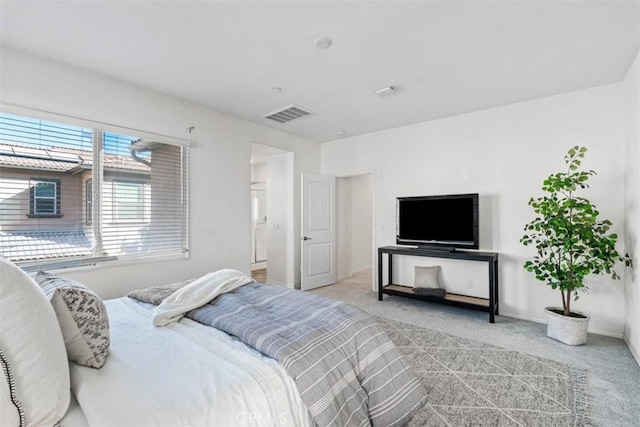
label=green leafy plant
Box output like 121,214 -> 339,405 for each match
520,146 -> 630,317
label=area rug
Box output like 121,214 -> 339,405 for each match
376,318 -> 591,427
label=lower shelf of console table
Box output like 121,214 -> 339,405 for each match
383,284 -> 490,307
378,246 -> 499,323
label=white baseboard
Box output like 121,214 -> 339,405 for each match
352,267 -> 372,276
251,261 -> 266,270
624,336 -> 640,367
498,310 -> 546,325
500,311 -> 624,339
265,279 -> 294,289
587,328 -> 624,339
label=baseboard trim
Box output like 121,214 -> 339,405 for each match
352,268 -> 372,276
251,261 -> 266,270
624,336 -> 640,367
589,328 -> 624,339
500,311 -> 624,339
265,279 -> 294,289
498,310 -> 546,325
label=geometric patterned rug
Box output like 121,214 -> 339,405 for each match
376,318 -> 591,427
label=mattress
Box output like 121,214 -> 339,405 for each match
60,393 -> 89,427
69,297 -> 310,426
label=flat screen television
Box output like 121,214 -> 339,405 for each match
396,193 -> 479,250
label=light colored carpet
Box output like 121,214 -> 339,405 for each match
311,270 -> 640,427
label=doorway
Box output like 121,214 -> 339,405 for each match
250,143 -> 293,284
336,173 -> 374,287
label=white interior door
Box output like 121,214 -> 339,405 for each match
301,173 -> 337,291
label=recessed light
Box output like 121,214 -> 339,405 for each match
272,87 -> 282,93
314,38 -> 332,49
336,130 -> 346,136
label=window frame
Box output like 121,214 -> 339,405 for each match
28,178 -> 62,218
85,178 -> 92,225
0,108 -> 191,271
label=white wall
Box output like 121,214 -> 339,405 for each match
336,174 -> 373,280
623,51 -> 640,363
251,163 -> 267,185
350,174 -> 373,273
266,153 -> 295,287
322,82 -> 629,337
1,47 -> 320,298
336,178 -> 352,281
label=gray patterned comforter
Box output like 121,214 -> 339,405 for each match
130,282 -> 427,427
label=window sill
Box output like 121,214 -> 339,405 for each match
26,214 -> 63,218
106,221 -> 149,225
20,251 -> 189,274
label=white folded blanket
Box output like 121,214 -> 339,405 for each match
153,269 -> 253,326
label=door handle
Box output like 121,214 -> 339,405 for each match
303,236 -> 312,241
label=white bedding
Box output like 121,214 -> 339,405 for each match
153,269 -> 253,326
60,393 -> 90,427
70,297 -> 311,426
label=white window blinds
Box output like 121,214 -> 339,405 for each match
0,112 -> 189,270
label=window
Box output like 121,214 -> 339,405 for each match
112,181 -> 146,222
30,179 -> 61,216
0,112 -> 189,269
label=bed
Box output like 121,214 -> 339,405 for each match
0,260 -> 426,427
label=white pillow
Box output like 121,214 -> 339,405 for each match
0,346 -> 23,426
36,271 -> 110,368
0,257 -> 70,426
413,265 -> 442,289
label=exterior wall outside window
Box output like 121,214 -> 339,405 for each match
1,169 -> 84,229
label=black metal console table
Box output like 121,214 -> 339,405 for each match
378,246 -> 499,323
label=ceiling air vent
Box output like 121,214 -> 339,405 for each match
262,104 -> 313,124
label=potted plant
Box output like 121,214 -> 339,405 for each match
520,146 -> 630,345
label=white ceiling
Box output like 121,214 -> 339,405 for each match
1,1 -> 639,143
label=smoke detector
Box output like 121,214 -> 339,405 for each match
375,86 -> 396,97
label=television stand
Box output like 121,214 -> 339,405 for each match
378,246 -> 499,323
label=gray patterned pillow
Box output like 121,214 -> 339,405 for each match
414,265 -> 441,289
36,271 -> 110,369
127,279 -> 193,305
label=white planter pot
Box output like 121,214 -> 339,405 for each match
545,307 -> 590,346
